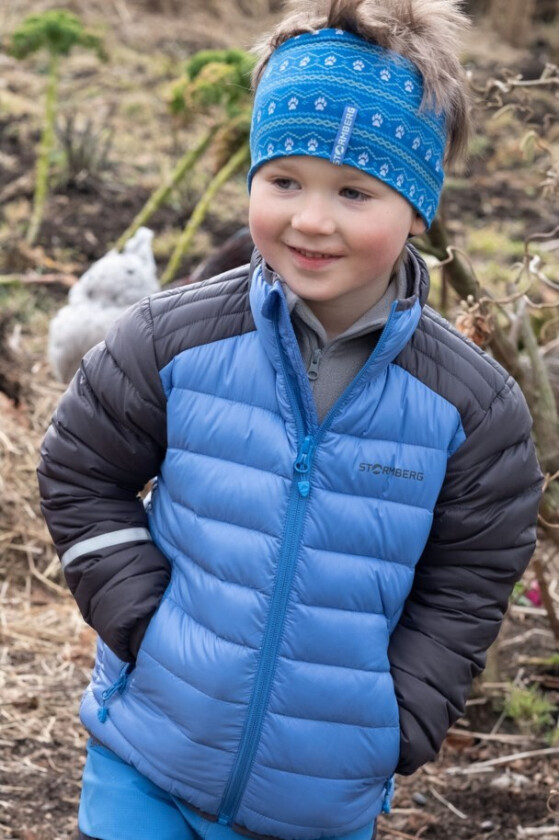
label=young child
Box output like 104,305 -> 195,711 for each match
38,1 -> 543,838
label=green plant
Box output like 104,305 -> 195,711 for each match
116,48 -> 255,282
9,10 -> 106,244
503,685 -> 556,733
55,110 -> 115,186
161,142 -> 250,285
176,49 -> 255,118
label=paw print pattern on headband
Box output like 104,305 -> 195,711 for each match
248,28 -> 447,228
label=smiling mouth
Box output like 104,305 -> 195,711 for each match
288,245 -> 342,260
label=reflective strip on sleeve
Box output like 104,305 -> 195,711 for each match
61,528 -> 153,570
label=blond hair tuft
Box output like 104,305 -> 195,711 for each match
252,0 -> 472,166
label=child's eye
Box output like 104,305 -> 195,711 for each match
340,187 -> 370,201
272,177 -> 299,190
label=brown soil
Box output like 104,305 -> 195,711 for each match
1,2 -> 558,840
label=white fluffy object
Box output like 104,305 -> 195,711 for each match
48,227 -> 159,383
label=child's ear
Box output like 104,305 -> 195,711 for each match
409,213 -> 426,237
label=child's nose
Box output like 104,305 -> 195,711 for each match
291,195 -> 336,236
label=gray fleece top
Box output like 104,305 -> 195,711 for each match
277,256 -> 412,422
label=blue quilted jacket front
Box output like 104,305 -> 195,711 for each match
77,263 -> 467,838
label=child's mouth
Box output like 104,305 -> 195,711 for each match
287,245 -> 342,267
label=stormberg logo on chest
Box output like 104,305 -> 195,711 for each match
359,463 -> 424,481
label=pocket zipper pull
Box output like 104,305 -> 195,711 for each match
97,663 -> 131,723
382,775 -> 395,814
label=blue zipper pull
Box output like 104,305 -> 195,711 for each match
97,663 -> 131,723
382,775 -> 395,814
294,435 -> 314,498
307,349 -> 322,381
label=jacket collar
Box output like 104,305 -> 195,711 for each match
249,246 -> 429,425
250,242 -> 429,313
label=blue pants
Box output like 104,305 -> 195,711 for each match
78,740 -> 377,840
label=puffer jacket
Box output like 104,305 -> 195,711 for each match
38,250 -> 542,840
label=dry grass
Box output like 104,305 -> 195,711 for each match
1,0 -> 282,52
0,310 -> 95,840
0,317 -> 65,584
0,596 -> 95,840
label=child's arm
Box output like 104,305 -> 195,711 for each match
388,373 -> 542,775
38,297 -> 170,663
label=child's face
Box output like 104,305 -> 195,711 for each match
249,156 -> 425,333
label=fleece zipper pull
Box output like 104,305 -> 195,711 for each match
97,663 -> 131,723
307,349 -> 322,381
294,435 -> 314,498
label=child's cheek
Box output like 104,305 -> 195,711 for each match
248,192 -> 276,262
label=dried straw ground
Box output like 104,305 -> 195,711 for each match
0,313 -> 97,840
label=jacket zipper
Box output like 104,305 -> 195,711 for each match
218,302 -> 397,824
217,321 -> 313,826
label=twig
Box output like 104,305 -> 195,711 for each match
543,471 -> 559,494
524,299 -> 559,312
446,747 -> 559,775
532,554 -> 559,644
428,786 -> 468,819
380,828 -> 429,840
488,75 -> 559,95
0,272 -> 77,287
518,655 -> 559,667
517,828 -> 559,837
27,553 -> 69,598
510,605 -> 548,616
501,629 -> 555,648
447,728 -> 531,745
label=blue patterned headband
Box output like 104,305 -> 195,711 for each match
248,28 -> 447,228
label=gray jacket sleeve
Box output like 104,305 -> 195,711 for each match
38,297 -> 170,662
389,375 -> 542,775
